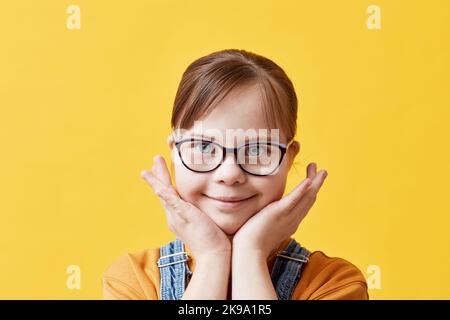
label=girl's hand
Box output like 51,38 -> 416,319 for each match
140,155 -> 231,261
232,163 -> 328,259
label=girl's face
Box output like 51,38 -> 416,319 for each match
169,83 -> 300,236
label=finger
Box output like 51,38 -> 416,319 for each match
156,190 -> 188,229
291,170 -> 327,211
307,162 -> 317,180
290,169 -> 328,216
153,155 -> 172,186
141,169 -> 172,210
162,195 -> 189,225
151,157 -> 182,201
141,170 -> 189,214
141,169 -> 175,197
290,186 -> 320,223
309,169 -> 328,194
275,178 -> 312,214
141,169 -> 188,222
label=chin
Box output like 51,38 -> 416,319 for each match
218,220 -> 241,236
209,216 -> 243,236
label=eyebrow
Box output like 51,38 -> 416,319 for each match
187,133 -> 273,142
191,134 -> 216,141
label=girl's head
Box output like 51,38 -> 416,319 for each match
167,49 -> 301,236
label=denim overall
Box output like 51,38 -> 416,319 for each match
157,238 -> 311,300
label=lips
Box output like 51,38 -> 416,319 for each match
204,194 -> 255,202
203,193 -> 256,210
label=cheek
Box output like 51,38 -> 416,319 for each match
253,159 -> 291,205
173,164 -> 207,201
252,175 -> 287,209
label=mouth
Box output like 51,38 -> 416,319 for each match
203,193 -> 257,209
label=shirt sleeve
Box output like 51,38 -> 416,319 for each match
102,276 -> 147,300
101,252 -> 158,300
294,252 -> 370,300
310,281 -> 369,300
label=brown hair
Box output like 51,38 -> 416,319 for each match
171,49 -> 298,143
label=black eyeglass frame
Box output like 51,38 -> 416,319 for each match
174,138 -> 294,176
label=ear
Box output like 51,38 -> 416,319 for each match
167,134 -> 175,150
166,134 -> 176,178
287,140 -> 300,166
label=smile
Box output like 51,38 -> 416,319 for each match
203,194 -> 256,209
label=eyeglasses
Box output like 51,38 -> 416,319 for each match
174,137 -> 294,176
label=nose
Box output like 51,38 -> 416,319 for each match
212,149 -> 246,185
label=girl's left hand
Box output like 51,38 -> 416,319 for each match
232,163 -> 328,259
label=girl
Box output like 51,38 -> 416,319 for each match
102,49 -> 369,300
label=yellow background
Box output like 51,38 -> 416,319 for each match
1,0 -> 449,299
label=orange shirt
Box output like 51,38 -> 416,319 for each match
102,237 -> 369,300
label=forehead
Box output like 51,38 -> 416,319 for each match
177,83 -> 285,144
201,83 -> 266,130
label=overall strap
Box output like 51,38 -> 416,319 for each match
270,239 -> 311,300
157,239 -> 192,300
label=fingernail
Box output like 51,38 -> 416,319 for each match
323,171 -> 328,179
140,170 -> 147,178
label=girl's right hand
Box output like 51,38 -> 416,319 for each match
140,155 -> 231,261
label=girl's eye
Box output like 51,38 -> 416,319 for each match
246,145 -> 266,156
195,141 -> 214,154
